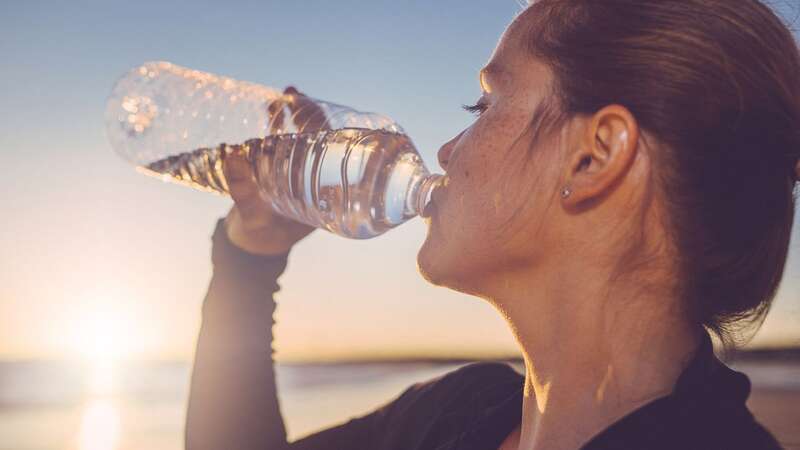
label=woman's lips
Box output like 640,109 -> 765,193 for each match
422,200 -> 436,218
421,185 -> 445,219
420,175 -> 448,219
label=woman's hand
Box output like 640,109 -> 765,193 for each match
222,87 -> 324,255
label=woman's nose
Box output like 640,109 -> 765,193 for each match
437,131 -> 464,171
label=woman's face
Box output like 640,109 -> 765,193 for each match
417,11 -> 580,295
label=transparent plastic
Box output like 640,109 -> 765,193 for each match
105,61 -> 443,239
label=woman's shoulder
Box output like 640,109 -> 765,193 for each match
337,363 -> 522,450
374,362 -> 523,426
652,405 -> 783,450
438,361 -> 523,385
409,361 -> 523,402
586,353 -> 784,450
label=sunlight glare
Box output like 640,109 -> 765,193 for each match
68,306 -> 140,363
78,399 -> 121,450
88,358 -> 116,396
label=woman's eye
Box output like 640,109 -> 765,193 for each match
462,99 -> 488,116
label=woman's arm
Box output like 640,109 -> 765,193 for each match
184,219 -> 413,450
185,90 -> 397,449
184,218 -> 293,450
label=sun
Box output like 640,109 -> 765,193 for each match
68,306 -> 140,363
62,301 -> 145,396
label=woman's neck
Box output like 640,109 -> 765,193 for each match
488,264 -> 701,450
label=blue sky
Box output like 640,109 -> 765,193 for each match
1,0 -> 798,361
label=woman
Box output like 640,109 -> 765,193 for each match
185,1 -> 800,449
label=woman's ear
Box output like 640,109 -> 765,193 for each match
561,104 -> 639,207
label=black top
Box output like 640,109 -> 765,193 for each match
184,219 -> 783,450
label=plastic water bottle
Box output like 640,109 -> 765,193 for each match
105,61 -> 444,239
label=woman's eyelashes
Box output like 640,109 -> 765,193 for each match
462,98 -> 489,116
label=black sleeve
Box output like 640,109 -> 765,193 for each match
184,219 -> 394,450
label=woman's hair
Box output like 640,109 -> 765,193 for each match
523,0 -> 800,347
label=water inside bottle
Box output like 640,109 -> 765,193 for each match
141,128 -> 433,239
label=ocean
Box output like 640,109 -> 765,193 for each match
1,359 -> 798,450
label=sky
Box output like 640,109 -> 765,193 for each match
1,0 -> 799,362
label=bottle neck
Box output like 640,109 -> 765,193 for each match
411,173 -> 445,218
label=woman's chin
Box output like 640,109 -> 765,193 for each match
417,219 -> 468,288
416,237 -> 447,286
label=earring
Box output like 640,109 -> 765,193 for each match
560,186 -> 572,199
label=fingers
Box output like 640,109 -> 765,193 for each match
266,86 -> 330,134
221,146 -> 263,209
284,86 -> 330,132
267,96 -> 287,134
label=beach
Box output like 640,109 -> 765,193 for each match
0,359 -> 797,450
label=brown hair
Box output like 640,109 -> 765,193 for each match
523,0 -> 800,347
